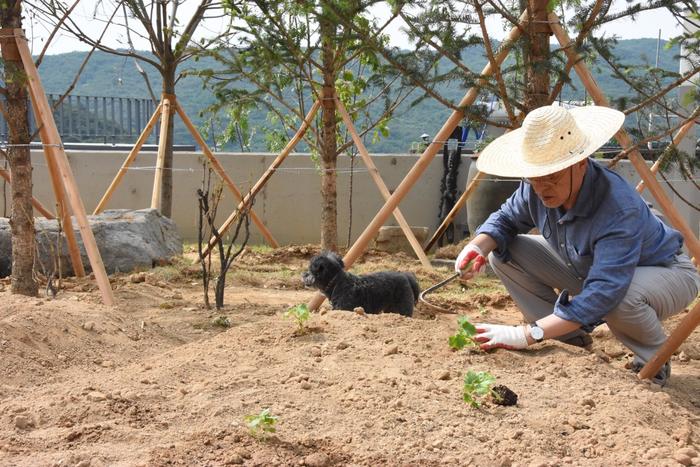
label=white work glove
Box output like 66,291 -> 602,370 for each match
454,244 -> 487,278
475,323 -> 528,350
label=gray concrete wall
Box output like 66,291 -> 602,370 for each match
4,151 -> 698,247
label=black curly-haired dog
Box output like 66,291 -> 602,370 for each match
302,251 -> 420,317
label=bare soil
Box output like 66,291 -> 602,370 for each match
0,245 -> 699,467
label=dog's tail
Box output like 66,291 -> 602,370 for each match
406,272 -> 420,303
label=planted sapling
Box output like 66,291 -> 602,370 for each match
244,408 -> 278,438
285,304 -> 310,333
448,316 -> 478,350
462,370 -> 518,407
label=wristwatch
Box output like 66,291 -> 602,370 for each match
528,322 -> 545,343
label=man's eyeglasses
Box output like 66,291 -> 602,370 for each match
522,167 -> 570,186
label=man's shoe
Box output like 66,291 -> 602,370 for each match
630,359 -> 671,387
557,333 -> 593,349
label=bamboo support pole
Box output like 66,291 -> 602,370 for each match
0,168 -> 54,218
202,100 -> 322,257
151,97 -> 172,211
307,12 -> 528,311
6,29 -> 85,277
550,13 -> 700,380
93,102 -> 163,214
334,96 -> 433,269
15,29 -> 114,305
636,118 -> 695,193
638,301 -> 700,379
175,103 -> 279,248
424,169 -> 487,252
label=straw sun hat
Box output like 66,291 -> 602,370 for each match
475,105 -> 625,178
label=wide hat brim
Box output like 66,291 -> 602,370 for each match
475,106 -> 625,178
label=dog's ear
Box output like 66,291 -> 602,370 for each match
326,251 -> 344,269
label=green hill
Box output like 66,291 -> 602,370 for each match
37,38 -> 681,153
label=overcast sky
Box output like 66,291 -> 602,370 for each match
27,1 -> 686,56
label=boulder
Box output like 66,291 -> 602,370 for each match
0,209 -> 182,277
372,225 -> 429,255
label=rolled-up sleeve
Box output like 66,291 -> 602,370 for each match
553,208 -> 642,326
475,183 -> 535,263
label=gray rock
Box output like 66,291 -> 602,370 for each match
0,208 -> 182,277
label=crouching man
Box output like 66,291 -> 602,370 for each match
455,105 -> 700,386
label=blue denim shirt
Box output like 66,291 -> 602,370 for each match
476,159 -> 684,326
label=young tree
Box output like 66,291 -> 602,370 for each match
40,0 -> 229,218
0,1 -> 38,296
203,0 -> 420,251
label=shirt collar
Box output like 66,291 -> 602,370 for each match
559,159 -> 600,223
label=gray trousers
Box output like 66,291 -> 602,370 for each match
489,235 -> 700,363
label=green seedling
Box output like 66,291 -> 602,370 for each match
462,370 -> 497,407
284,304 -> 310,332
244,408 -> 278,438
448,316 -> 478,350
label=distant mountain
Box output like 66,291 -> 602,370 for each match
37,38 -> 681,153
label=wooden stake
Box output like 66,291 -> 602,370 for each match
638,301 -> 700,380
424,169 -> 486,252
550,13 -> 700,381
151,97 -> 172,211
202,100 -> 321,257
334,96 -> 433,269
0,168 -> 54,218
93,102 -> 163,214
307,12 -> 528,311
15,29 -> 114,305
175,103 -> 279,248
636,118 -> 695,193
7,29 -> 85,277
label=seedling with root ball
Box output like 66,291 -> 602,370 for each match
463,370 -> 518,407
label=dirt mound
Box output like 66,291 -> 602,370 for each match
0,255 -> 698,466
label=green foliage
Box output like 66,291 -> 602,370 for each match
284,304 -> 310,332
37,38 -> 683,154
448,316 -> 478,350
244,408 -> 278,438
462,370 -> 496,408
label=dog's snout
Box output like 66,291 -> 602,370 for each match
302,271 -> 315,287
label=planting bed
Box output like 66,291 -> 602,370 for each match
0,245 -> 698,466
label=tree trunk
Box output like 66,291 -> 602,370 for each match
159,62 -> 176,218
524,0 -> 550,111
319,18 -> 338,252
1,5 -> 38,296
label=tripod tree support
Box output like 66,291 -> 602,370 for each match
175,102 -> 278,248
93,102 -> 163,214
151,96 -> 172,210
13,28 -> 114,305
333,94 -> 433,269
307,11 -> 528,312
636,118 -> 695,193
202,100 -> 321,257
93,95 -> 278,247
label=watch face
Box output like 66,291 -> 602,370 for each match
531,325 -> 544,341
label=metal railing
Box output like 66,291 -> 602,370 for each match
0,94 -> 157,145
